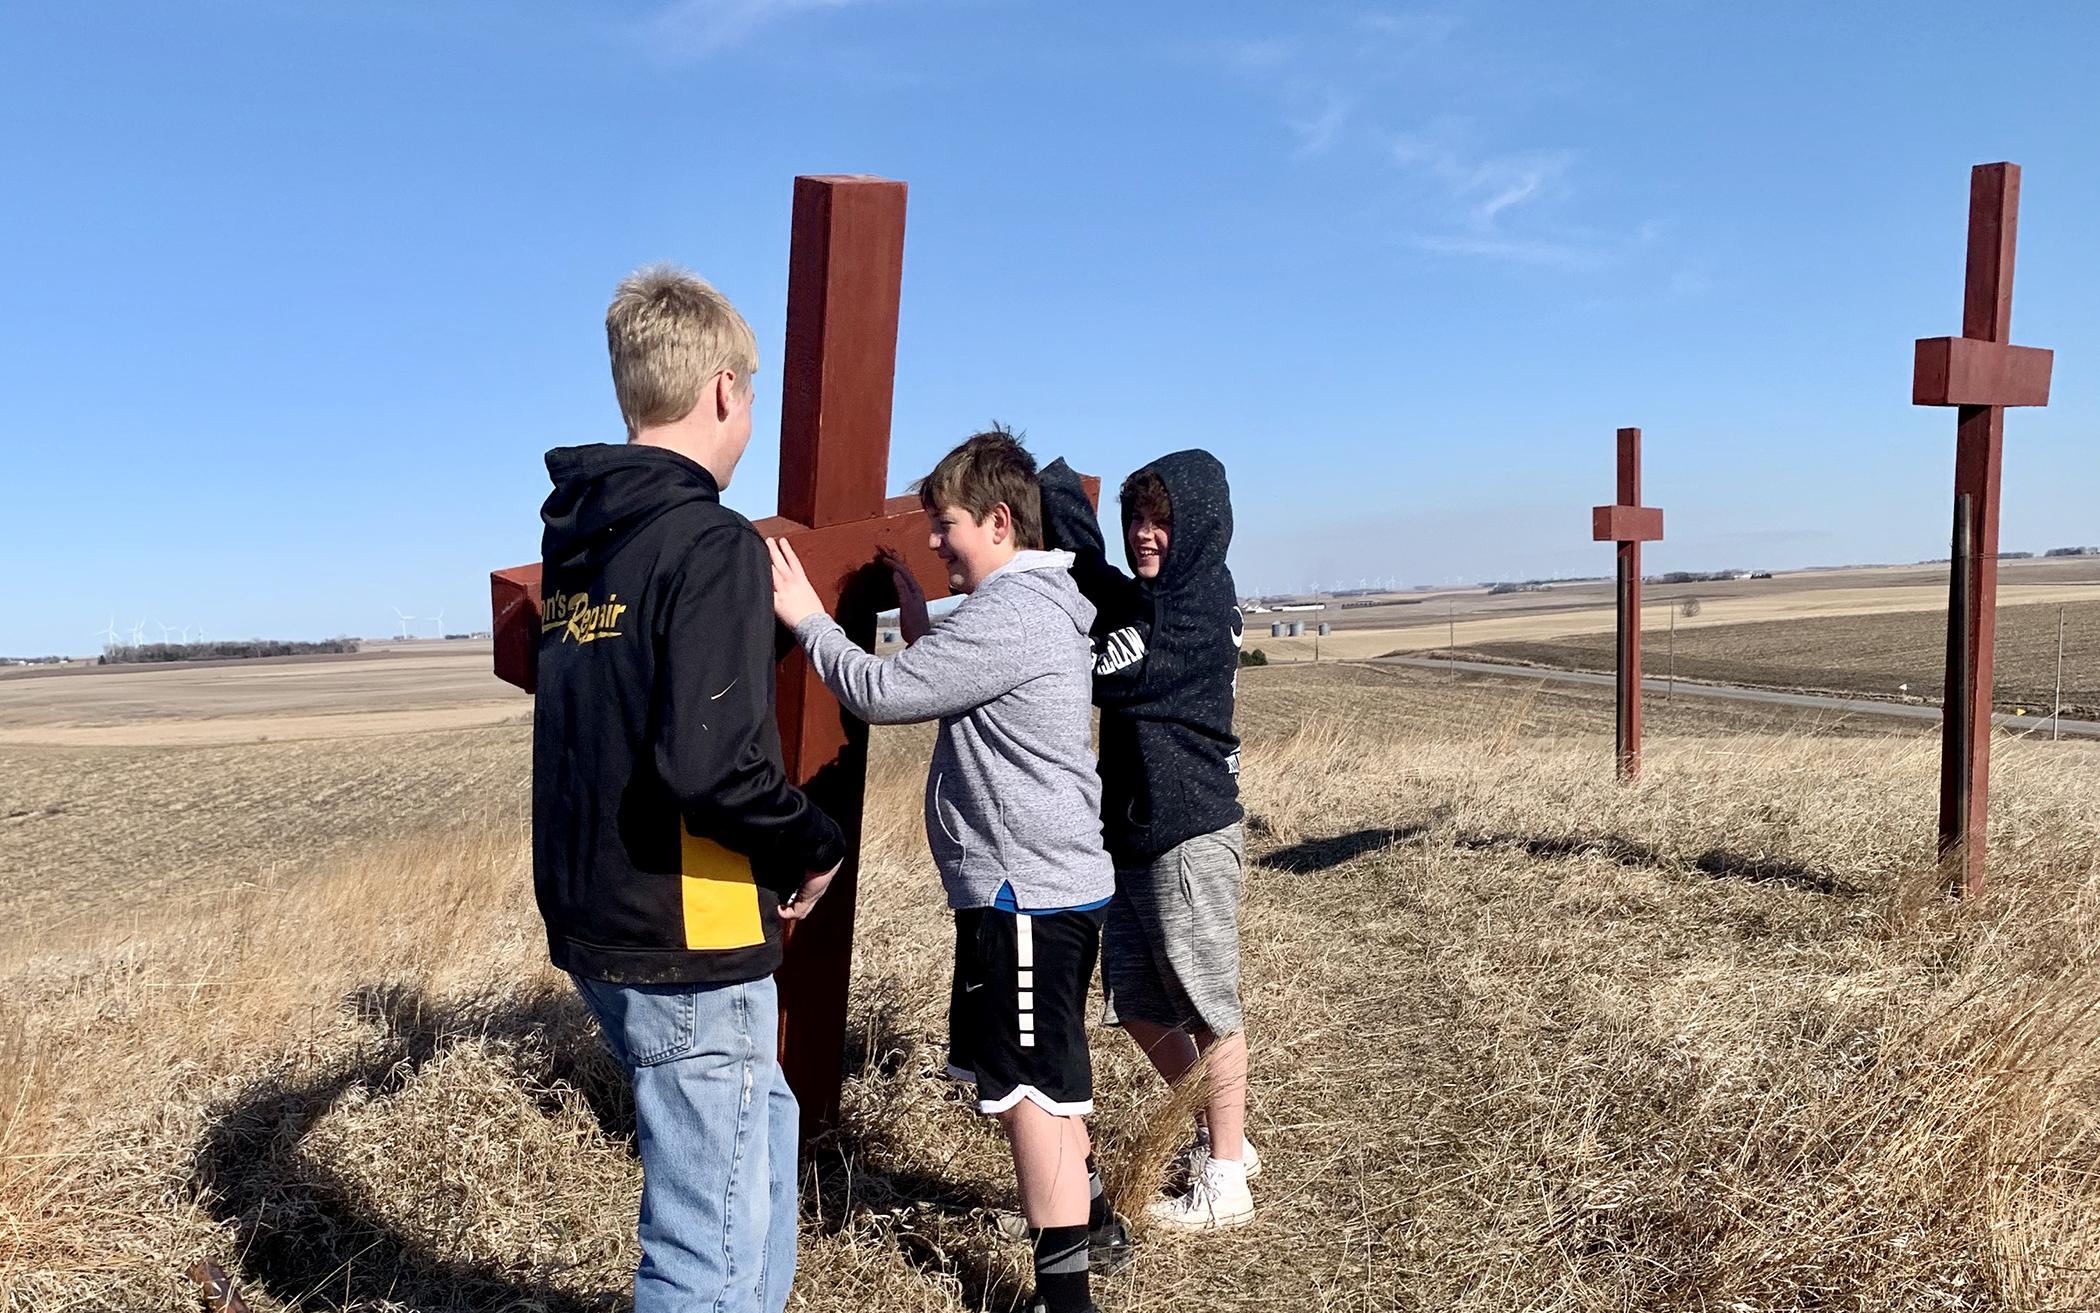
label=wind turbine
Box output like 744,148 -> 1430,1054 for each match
131,619 -> 147,645
393,608 -> 417,639
430,609 -> 445,638
157,621 -> 176,642
96,616 -> 120,649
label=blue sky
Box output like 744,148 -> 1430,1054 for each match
6,2 -> 2097,655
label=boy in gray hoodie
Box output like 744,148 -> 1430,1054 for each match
768,431 -> 1117,1313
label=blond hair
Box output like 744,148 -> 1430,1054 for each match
605,265 -> 759,432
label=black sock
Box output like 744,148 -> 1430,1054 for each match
1086,1154 -> 1110,1231
1031,1224 -> 1091,1313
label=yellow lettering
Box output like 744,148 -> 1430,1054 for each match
544,589 -> 627,644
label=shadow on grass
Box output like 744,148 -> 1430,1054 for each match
193,981 -> 1028,1312
191,982 -> 628,1312
1688,847 -> 1860,897
1258,822 -> 1858,898
1453,831 -> 1860,897
1258,825 -> 1429,874
809,1126 -> 1022,1311
818,1001 -> 1029,1312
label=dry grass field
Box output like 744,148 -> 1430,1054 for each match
0,642 -> 527,748
9,650 -> 2100,1311
1247,557 -> 2100,665
1459,598 -> 2100,720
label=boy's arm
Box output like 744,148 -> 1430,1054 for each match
1040,458 -> 1143,619
1040,457 -> 1161,704
655,529 -> 846,880
1090,612 -> 1169,708
793,594 -> 1035,725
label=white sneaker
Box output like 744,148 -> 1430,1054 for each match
1174,1129 -> 1261,1187
1146,1160 -> 1255,1231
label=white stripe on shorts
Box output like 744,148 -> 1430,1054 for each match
1016,915 -> 1035,1046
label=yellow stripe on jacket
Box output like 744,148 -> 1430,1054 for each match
680,830 -> 765,951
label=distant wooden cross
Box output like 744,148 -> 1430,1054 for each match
491,174 -> 1094,1138
1592,427 -> 1663,780
1912,162 -> 2054,897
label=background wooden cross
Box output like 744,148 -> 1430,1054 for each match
490,174 -> 1095,1139
1913,161 -> 2054,897
1591,426 -> 1664,780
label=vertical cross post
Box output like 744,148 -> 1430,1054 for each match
1913,162 -> 2054,897
764,175 -> 907,1137
1592,428 -> 1663,780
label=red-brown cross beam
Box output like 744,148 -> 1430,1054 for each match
1913,162 -> 2054,898
489,174 -> 1095,1141
1591,427 -> 1664,780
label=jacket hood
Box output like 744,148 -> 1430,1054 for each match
1124,450 -> 1232,591
984,549 -> 1095,635
541,444 -> 721,571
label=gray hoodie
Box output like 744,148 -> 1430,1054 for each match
793,550 -> 1116,911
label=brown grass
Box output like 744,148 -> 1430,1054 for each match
0,724 -> 530,949
8,665 -> 2100,1310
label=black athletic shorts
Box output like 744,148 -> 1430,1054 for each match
945,905 -> 1104,1116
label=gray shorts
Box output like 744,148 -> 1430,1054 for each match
1101,823 -> 1245,1036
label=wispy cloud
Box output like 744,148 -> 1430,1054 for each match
637,0 -> 870,60
1388,118 -> 1574,230
1212,35 -> 1300,75
1354,9 -> 1462,51
1197,10 -> 1453,153
1195,11 -> 1682,279
1282,81 -> 1354,155
1408,232 -> 1603,270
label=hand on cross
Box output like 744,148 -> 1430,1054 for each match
768,538 -> 826,630
878,546 -> 931,644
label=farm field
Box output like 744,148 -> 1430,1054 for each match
10,651 -> 2100,1310
1456,597 -> 2100,720
1245,556 -> 2100,664
0,651 -> 1915,952
0,641 -> 526,746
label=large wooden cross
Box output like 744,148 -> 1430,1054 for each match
490,174 -> 1095,1138
1591,427 -> 1663,780
1913,162 -> 2054,897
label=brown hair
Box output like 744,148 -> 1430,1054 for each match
1120,467 -> 1173,529
917,428 -> 1044,550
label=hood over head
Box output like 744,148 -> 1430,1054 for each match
1123,450 -> 1232,591
540,444 -> 721,571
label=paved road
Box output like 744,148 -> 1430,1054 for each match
1371,654 -> 2100,741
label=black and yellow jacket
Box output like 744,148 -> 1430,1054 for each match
531,443 -> 846,985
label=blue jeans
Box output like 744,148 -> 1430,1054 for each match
571,973 -> 800,1313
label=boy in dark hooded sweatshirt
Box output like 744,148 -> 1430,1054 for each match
533,267 -> 845,1313
1040,451 -> 1256,1231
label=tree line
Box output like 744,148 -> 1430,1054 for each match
98,639 -> 361,665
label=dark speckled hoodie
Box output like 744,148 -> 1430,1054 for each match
1040,451 -> 1244,865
